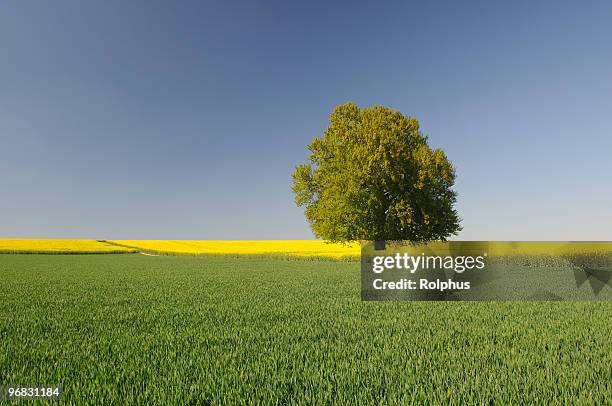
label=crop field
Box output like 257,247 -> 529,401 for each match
0,239 -> 136,254
109,240 -> 612,258
3,239 -> 610,258
106,239 -> 361,258
1,254 -> 611,404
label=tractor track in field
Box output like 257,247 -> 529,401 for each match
97,240 -> 159,256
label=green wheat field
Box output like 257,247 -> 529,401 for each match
1,254 -> 611,404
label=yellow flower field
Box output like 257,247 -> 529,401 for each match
379,241 -> 612,256
108,240 -> 361,259
0,239 -> 136,254
2,239 -> 611,258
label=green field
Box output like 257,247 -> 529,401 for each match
1,254 -> 611,404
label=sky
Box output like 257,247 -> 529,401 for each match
1,0 -> 611,240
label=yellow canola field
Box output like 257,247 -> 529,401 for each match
2,239 -> 610,257
109,240 -> 361,258
0,239 -> 136,253
379,241 -> 612,256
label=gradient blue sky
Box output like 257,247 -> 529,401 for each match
1,1 -> 611,240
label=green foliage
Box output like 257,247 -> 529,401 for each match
292,102 -> 461,243
1,254 -> 611,404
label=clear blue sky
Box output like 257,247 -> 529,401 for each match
1,1 -> 611,240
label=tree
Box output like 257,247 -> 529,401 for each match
292,102 -> 461,244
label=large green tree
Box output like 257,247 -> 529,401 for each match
292,102 -> 461,244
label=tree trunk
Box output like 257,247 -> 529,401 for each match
374,240 -> 386,250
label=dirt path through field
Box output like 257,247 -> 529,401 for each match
97,240 -> 159,256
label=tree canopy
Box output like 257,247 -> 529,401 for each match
292,102 -> 461,243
